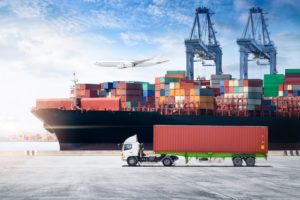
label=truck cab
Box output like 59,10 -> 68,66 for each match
122,135 -> 178,166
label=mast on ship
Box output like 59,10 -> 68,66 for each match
72,72 -> 79,108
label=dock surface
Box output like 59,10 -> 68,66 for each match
0,155 -> 299,199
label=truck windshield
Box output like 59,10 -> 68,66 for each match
124,144 -> 132,151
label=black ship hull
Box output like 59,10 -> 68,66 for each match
32,109 -> 300,150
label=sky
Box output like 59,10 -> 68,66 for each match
0,0 -> 300,135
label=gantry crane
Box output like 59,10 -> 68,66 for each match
185,7 -> 222,80
237,7 -> 277,79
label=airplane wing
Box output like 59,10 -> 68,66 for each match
156,60 -> 169,64
132,57 -> 153,66
95,61 -> 124,67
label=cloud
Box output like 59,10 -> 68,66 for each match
95,10 -> 125,29
4,0 -> 52,19
120,32 -> 150,46
234,0 -> 252,11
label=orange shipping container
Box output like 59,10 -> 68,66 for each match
81,98 -> 120,111
165,74 -> 186,79
36,98 -> 73,110
155,77 -> 160,85
159,84 -> 165,90
154,125 -> 268,154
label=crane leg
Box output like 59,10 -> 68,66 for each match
240,50 -> 248,79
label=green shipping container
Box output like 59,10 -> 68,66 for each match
126,101 -> 138,108
166,70 -> 186,75
263,74 -> 284,97
160,77 -> 180,84
285,69 -> 300,74
142,83 -> 155,90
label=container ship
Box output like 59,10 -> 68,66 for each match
31,7 -> 300,150
32,69 -> 300,150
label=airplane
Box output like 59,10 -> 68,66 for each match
95,56 -> 169,69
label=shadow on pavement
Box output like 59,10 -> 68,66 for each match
122,165 -> 272,168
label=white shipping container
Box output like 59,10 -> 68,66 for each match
292,85 -> 300,90
233,80 -> 239,87
248,99 -> 262,105
170,82 -> 175,89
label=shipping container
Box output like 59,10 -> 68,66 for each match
154,125 -> 268,154
81,98 -> 120,111
36,98 -> 73,110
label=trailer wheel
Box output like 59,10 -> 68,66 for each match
127,156 -> 138,166
162,157 -> 173,167
245,157 -> 255,167
232,157 -> 243,167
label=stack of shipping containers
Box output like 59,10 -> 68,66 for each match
217,79 -> 263,111
155,71 -> 215,110
278,69 -> 300,97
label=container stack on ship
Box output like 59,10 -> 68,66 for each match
32,6 -> 300,150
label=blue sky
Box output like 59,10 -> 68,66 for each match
0,0 -> 299,134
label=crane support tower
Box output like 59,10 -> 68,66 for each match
185,7 -> 222,80
237,7 -> 277,79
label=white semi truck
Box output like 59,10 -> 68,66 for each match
122,125 -> 268,167
121,135 -> 179,166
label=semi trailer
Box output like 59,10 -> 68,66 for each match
122,125 -> 268,167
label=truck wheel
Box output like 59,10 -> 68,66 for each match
232,157 -> 243,167
162,157 -> 173,167
245,157 -> 255,167
127,156 -> 138,166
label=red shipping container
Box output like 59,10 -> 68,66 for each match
77,84 -> 100,90
213,88 -> 220,96
117,83 -> 142,90
284,77 -> 300,84
81,98 -> 120,111
243,79 -> 262,87
224,80 -> 229,87
155,90 -> 160,97
36,98 -> 73,110
154,125 -> 268,154
116,89 -> 142,96
200,80 -> 210,87
285,74 -> 300,78
224,87 -> 229,93
229,87 -> 234,93
71,89 -> 98,98
155,77 -> 160,85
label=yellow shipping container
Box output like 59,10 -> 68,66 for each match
190,89 -> 195,96
175,89 -> 185,96
169,89 -> 175,96
179,89 -> 185,96
194,96 -> 200,102
159,96 -> 165,103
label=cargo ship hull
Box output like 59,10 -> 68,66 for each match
32,109 -> 300,150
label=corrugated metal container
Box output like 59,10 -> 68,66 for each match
81,98 -> 120,111
166,70 -> 186,75
77,84 -> 100,90
154,125 -> 268,154
36,98 -> 73,110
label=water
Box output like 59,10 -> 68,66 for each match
0,142 -> 60,151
